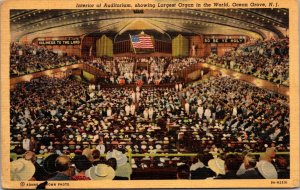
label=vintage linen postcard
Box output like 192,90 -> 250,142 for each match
1,0 -> 299,189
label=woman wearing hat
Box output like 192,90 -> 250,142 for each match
10,158 -> 36,181
71,155 -> 92,180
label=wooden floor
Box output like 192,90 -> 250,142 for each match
202,63 -> 289,97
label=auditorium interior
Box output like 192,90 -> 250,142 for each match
9,9 -> 290,181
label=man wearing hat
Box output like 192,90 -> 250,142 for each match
107,158 -> 130,180
256,160 -> 278,179
86,159 -> 115,180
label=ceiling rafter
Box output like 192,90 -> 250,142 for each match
10,9 -> 288,42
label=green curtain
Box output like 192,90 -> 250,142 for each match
172,34 -> 189,57
96,35 -> 113,57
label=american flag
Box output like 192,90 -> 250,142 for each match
130,35 -> 154,49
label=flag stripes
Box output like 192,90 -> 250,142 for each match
131,35 -> 154,49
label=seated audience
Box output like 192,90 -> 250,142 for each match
10,42 -> 80,77
71,155 -> 92,180
214,154 -> 241,179
237,153 -> 263,179
9,41 -> 290,180
190,152 -> 216,179
177,164 -> 191,179
48,155 -> 71,180
107,158 -> 129,180
206,38 -> 289,86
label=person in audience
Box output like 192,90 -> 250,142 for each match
256,159 -> 278,179
22,136 -> 30,151
85,164 -> 115,180
42,153 -> 60,178
96,139 -> 105,155
214,154 -> 241,179
11,158 -> 36,181
71,155 -> 92,180
208,157 -> 225,178
177,164 -> 190,179
190,152 -> 216,179
23,151 -> 49,181
275,156 -> 290,179
106,148 -> 132,179
82,148 -> 94,163
237,153 -> 263,179
107,158 -> 129,180
48,155 -> 71,180
260,147 -> 276,163
91,149 -> 104,166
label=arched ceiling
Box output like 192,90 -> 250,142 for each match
10,9 -> 288,42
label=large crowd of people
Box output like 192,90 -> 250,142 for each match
11,146 -> 289,181
11,37 -> 289,88
10,74 -> 289,180
10,43 -> 202,85
87,57 -> 183,85
206,38 -> 289,86
9,37 -> 290,181
166,57 -> 202,74
10,43 -> 80,77
86,58 -> 117,75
